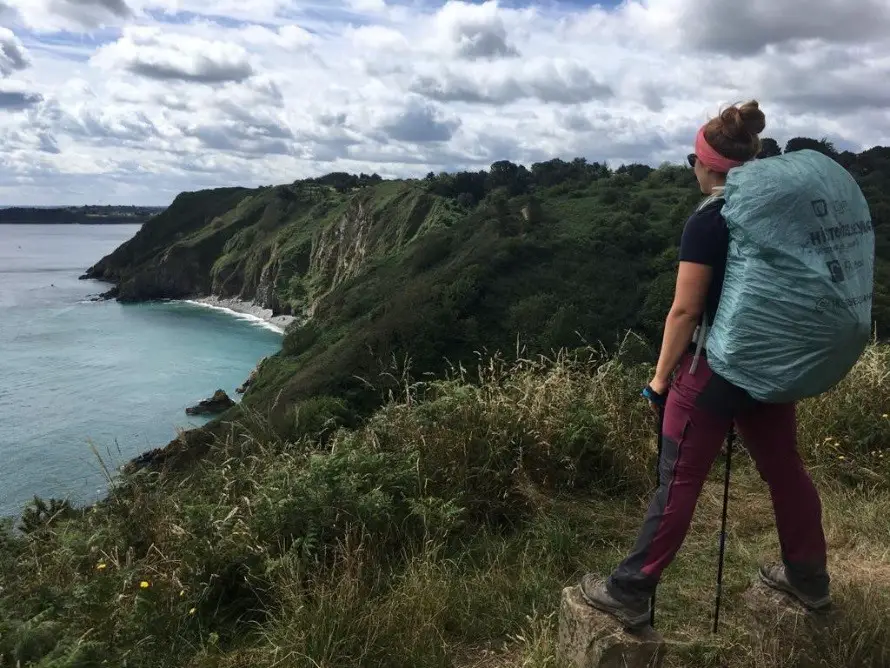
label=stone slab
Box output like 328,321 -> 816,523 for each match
558,586 -> 665,668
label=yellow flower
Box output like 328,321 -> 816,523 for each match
838,456 -> 846,461
179,589 -> 185,597
189,607 -> 197,615
883,414 -> 888,419
140,581 -> 150,589
96,563 -> 107,571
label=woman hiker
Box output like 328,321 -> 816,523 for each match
580,101 -> 832,629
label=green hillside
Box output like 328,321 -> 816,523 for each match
83,142 -> 890,470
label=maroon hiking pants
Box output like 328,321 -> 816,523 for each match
608,350 -> 829,604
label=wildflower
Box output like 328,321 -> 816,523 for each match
140,581 -> 150,589
179,589 -> 185,597
883,414 -> 888,419
838,456 -> 846,461
96,563 -> 107,571
189,607 -> 197,615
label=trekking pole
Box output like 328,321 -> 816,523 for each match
650,402 -> 665,628
713,425 -> 735,634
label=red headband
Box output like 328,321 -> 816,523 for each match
695,125 -> 745,173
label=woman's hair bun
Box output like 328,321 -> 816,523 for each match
718,100 -> 766,140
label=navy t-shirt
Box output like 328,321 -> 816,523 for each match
678,197 -> 729,326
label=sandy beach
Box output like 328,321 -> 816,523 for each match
186,296 -> 297,334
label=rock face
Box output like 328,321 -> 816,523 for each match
124,428 -> 215,474
186,390 -> 235,416
558,586 -> 665,668
236,357 -> 267,394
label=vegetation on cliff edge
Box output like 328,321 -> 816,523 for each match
1,338 -> 889,667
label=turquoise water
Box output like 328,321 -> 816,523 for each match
0,225 -> 283,518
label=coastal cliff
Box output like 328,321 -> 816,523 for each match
81,148 -> 890,467
82,181 -> 445,318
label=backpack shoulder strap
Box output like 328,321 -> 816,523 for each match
696,192 -> 725,213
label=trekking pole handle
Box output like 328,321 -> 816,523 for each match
642,384 -> 668,406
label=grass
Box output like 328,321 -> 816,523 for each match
1,336 -> 889,667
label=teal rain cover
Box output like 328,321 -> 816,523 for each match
706,149 -> 875,403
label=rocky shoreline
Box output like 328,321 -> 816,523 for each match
186,296 -> 297,334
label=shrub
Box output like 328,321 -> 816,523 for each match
798,341 -> 890,486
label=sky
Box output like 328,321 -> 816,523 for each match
1,0 -> 889,205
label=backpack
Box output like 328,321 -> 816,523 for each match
702,149 -> 875,403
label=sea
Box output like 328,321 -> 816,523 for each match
0,224 -> 284,519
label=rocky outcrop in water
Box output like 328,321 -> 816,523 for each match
185,390 -> 235,416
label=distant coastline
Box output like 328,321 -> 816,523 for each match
0,206 -> 166,225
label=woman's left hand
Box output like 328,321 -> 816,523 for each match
645,376 -> 670,414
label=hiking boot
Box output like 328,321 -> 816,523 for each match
758,563 -> 831,612
579,573 -> 651,629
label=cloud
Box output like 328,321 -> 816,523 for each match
179,96 -> 296,157
635,0 -> 890,55
92,27 -> 255,84
0,0 -> 889,205
67,108 -> 160,143
412,60 -> 613,105
0,28 -> 29,77
348,25 -> 409,52
80,0 -> 130,16
757,46 -> 890,114
5,0 -> 132,31
182,123 -> 294,156
434,0 -> 519,60
379,100 -> 459,143
0,88 -> 42,110
38,132 -> 60,153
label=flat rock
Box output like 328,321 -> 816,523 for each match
558,586 -> 665,668
742,580 -> 835,628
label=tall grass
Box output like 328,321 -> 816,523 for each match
1,338 -> 888,667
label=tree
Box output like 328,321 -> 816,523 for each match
757,137 -> 782,158
530,158 -> 573,188
456,192 -> 477,209
616,163 -> 654,182
452,171 -> 487,202
487,160 -> 530,196
784,137 -> 837,158
528,157 -> 610,189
